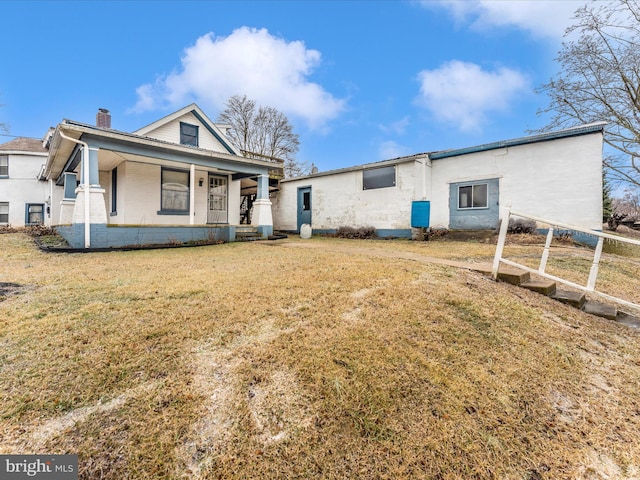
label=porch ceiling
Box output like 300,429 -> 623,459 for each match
96,150 -> 237,175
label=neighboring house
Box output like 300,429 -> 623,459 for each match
41,104 -> 282,248
272,123 -> 606,236
0,137 -> 50,228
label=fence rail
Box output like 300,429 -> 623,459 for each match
492,208 -> 640,313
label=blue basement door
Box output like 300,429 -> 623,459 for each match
449,178 -> 499,230
297,186 -> 312,232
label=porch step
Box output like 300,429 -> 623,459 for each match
496,267 -> 530,286
520,279 -> 557,296
583,301 -> 618,321
235,226 -> 261,242
550,289 -> 586,309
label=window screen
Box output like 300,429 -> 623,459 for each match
363,165 -> 395,190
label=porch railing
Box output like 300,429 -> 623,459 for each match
492,208 -> 640,313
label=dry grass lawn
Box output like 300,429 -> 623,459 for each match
1,233 -> 640,479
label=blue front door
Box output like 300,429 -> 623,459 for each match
297,186 -> 312,232
449,178 -> 499,229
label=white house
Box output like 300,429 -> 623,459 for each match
40,104 -> 282,248
0,137 -> 51,227
272,123 -> 605,236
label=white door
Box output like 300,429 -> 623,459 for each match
207,175 -> 228,224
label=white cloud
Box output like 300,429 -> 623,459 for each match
415,61 -> 530,133
378,116 -> 410,136
421,0 -> 586,39
378,140 -> 411,160
131,27 -> 346,130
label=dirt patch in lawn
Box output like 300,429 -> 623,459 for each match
0,282 -> 30,301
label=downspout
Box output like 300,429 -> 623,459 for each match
417,155 -> 431,200
48,179 -> 53,226
58,130 -> 91,248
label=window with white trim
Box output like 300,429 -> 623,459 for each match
0,202 -> 8,223
0,155 -> 8,177
160,168 -> 190,213
458,183 -> 488,209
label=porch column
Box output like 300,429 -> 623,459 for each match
251,173 -> 273,238
71,144 -> 108,248
189,164 -> 195,225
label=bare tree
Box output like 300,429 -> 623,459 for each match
217,95 -> 306,178
537,0 -> 640,188
0,95 -> 9,134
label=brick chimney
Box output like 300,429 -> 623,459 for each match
96,108 -> 111,129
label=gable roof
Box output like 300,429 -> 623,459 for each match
0,137 -> 48,154
133,103 -> 240,155
430,122 -> 607,160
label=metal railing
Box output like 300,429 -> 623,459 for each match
492,208 -> 640,312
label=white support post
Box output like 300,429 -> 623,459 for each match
492,206 -> 511,280
539,226 -> 554,274
189,164 -> 195,225
587,236 -> 605,291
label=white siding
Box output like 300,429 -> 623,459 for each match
105,161 -> 239,226
0,153 -> 53,227
141,113 -> 231,153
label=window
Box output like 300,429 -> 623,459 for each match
0,155 -> 8,177
180,122 -> 199,147
0,202 -> 8,223
302,191 -> 311,211
26,204 -> 44,225
161,168 -> 190,213
363,165 -> 396,190
458,183 -> 488,209
111,168 -> 117,214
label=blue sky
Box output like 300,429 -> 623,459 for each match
0,0 -> 589,172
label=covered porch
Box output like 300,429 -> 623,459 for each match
43,121 -> 283,248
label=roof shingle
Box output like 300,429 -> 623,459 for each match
0,137 -> 48,153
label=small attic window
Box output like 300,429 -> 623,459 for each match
180,122 -> 199,147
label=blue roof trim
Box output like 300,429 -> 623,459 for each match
191,110 -> 236,155
430,123 -> 606,160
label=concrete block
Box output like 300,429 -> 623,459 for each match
497,267 -> 531,286
582,301 -> 618,320
551,289 -> 586,309
520,279 -> 557,296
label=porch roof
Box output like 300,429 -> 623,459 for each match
43,120 -> 284,182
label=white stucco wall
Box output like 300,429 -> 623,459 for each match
142,113 -> 230,154
429,132 -> 603,230
272,161 -> 417,232
273,130 -> 603,233
0,152 -> 52,227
